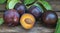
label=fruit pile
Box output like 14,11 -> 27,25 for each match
0,0 -> 58,29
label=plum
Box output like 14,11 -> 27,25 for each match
20,13 -> 35,29
14,3 -> 26,16
41,11 -> 58,27
3,9 -> 19,26
28,6 -> 43,18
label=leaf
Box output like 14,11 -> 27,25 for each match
33,3 -> 44,13
55,23 -> 60,33
0,18 -> 4,25
0,0 -> 6,4
24,0 -> 35,5
6,0 -> 19,9
26,5 -> 32,9
6,0 -> 12,9
7,0 -> 12,3
40,0 -> 45,1
38,0 -> 52,10
55,18 -> 60,33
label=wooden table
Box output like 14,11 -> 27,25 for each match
0,0 -> 60,33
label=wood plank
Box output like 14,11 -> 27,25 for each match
46,1 -> 60,11
0,4 -> 6,11
0,24 -> 55,33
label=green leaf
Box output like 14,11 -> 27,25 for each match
55,23 -> 60,33
55,18 -> 60,33
6,0 -> 12,9
0,0 -> 6,4
6,0 -> 19,9
33,3 -> 44,13
40,0 -> 45,1
24,0 -> 35,5
7,0 -> 12,3
0,18 -> 4,25
38,0 -> 52,10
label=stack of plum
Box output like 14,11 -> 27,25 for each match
0,0 -> 58,30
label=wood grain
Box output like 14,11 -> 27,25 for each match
46,1 -> 60,11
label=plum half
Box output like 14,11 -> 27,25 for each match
14,3 -> 26,16
20,13 -> 35,29
3,9 -> 19,26
28,6 -> 43,18
41,11 -> 58,27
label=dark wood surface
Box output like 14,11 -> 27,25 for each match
46,0 -> 60,11
0,0 -> 60,33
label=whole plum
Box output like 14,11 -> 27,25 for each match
3,9 -> 20,26
41,11 -> 58,27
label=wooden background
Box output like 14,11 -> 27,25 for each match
0,0 -> 60,33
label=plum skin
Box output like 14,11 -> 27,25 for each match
41,11 -> 58,27
14,3 -> 26,16
3,9 -> 20,26
28,6 -> 43,18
